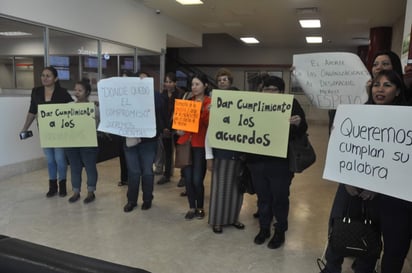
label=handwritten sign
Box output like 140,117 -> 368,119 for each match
293,52 -> 370,109
207,89 -> 293,157
172,99 -> 202,133
323,104 -> 412,202
38,103 -> 97,148
97,77 -> 156,137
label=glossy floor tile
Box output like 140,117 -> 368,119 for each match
0,123 -> 410,273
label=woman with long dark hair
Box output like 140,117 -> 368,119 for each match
20,66 -> 73,197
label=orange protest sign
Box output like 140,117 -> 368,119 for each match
172,99 -> 202,133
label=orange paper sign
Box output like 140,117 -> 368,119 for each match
172,99 -> 202,133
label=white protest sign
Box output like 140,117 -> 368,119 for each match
293,52 -> 370,109
97,77 -> 156,137
323,104 -> 412,202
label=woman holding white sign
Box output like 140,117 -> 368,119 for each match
247,76 -> 307,249
65,79 -> 99,204
371,70 -> 410,273
20,66 -> 73,198
320,70 -> 407,273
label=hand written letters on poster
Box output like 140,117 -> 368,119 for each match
323,104 -> 412,202
207,90 -> 293,157
97,77 -> 156,137
293,52 -> 370,109
38,103 -> 97,148
172,99 -> 202,133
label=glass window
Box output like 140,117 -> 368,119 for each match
49,29 -> 99,90
101,41 -> 135,79
0,17 -> 44,89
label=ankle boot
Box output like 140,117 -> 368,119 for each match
46,179 -> 58,197
58,180 -> 67,197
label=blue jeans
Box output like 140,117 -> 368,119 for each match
124,140 -> 157,204
43,147 -> 67,181
65,147 -> 98,193
183,147 -> 206,209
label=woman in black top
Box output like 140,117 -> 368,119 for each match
247,76 -> 308,249
21,66 -> 73,197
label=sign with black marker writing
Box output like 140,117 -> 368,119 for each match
293,52 -> 370,109
38,103 -> 97,148
97,77 -> 156,137
207,89 -> 293,157
323,104 -> 412,202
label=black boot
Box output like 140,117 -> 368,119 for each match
46,179 -> 58,197
58,180 -> 67,197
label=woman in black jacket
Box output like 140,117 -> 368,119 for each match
247,76 -> 308,249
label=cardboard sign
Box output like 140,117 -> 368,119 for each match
97,77 -> 156,137
323,104 -> 412,202
38,103 -> 97,148
172,99 -> 202,133
293,52 -> 370,109
207,89 -> 293,157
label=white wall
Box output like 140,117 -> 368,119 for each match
1,0 -> 202,53
0,96 -> 46,180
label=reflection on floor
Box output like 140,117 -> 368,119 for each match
0,123 -> 410,273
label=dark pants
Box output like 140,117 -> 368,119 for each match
124,141 -> 157,204
380,195 -> 412,273
183,147 -> 206,209
248,158 -> 293,232
65,147 -> 98,192
119,137 -> 128,182
323,184 -> 380,273
162,135 -> 175,179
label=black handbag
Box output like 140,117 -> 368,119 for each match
288,133 -> 316,173
329,200 -> 382,259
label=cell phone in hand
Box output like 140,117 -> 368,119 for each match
19,130 -> 33,140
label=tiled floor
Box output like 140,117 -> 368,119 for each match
0,123 -> 410,273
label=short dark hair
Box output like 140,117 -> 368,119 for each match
263,76 -> 285,92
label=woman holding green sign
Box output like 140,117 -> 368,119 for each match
65,78 -> 99,204
20,66 -> 73,198
247,76 -> 307,249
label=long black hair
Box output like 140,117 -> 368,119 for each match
371,50 -> 403,80
367,70 -> 407,105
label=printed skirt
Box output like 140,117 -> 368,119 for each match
208,158 -> 243,226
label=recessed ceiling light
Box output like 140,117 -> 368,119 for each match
0,31 -> 32,36
240,37 -> 260,44
306,36 -> 323,43
299,19 -> 321,28
176,0 -> 204,5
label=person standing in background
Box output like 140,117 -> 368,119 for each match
206,68 -> 245,234
20,66 -> 73,198
157,72 -> 185,185
65,79 -> 99,204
